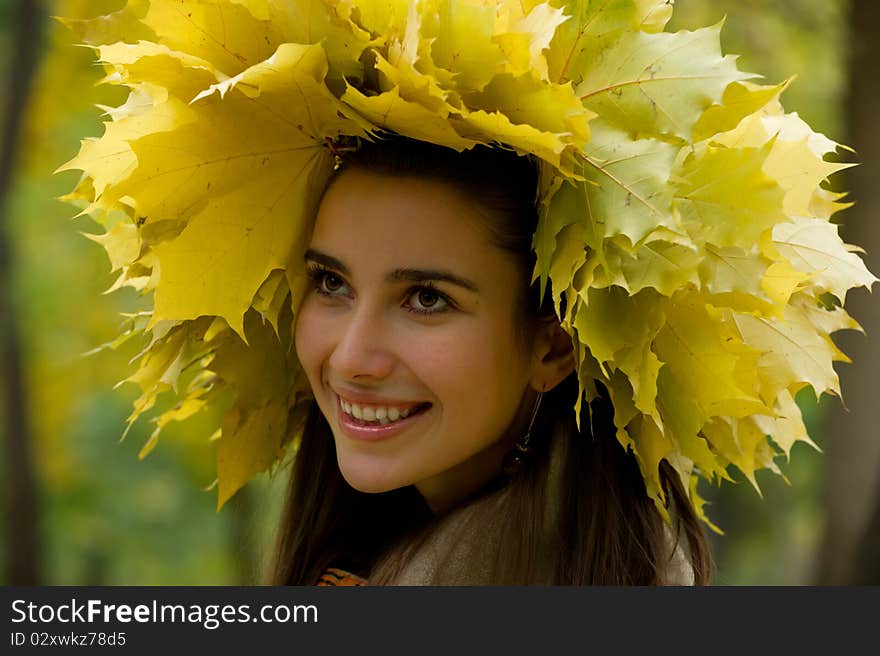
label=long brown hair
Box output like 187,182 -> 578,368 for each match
269,137 -> 713,585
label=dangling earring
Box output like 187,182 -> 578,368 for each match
502,391 -> 544,478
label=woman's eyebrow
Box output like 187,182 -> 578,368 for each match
389,268 -> 479,292
305,249 -> 479,292
304,249 -> 350,276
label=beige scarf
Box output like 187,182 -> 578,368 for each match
390,433 -> 695,586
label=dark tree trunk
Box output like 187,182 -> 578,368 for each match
815,0 -> 880,585
854,495 -> 880,583
0,0 -> 46,585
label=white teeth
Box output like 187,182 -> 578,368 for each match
340,398 -> 422,425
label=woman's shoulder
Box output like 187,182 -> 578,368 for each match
663,528 -> 696,586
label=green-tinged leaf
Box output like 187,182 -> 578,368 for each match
547,0 -> 659,84
711,109 -> 850,217
578,120 -> 679,246
117,323 -> 191,434
633,0 -> 672,33
572,287 -> 669,427
576,25 -> 749,140
548,223 -> 588,316
609,237 -> 700,295
573,286 -> 666,373
534,170 -> 580,301
353,0 -> 412,40
699,244 -> 770,300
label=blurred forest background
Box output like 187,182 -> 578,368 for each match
1,0 -> 877,585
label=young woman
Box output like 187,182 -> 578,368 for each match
270,137 -> 712,586
63,0 -> 867,589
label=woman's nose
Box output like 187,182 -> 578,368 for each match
328,305 -> 396,382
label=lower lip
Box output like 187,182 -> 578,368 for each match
336,398 -> 428,442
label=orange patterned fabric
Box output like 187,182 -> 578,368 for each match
316,567 -> 367,586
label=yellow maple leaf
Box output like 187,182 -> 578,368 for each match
673,141 -> 786,249
770,217 -> 877,303
94,43 -> 366,337
692,79 -> 790,143
654,297 -> 767,419
83,220 -> 141,272
141,0 -> 284,76
733,304 -> 844,404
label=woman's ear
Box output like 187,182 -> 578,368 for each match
530,319 -> 575,392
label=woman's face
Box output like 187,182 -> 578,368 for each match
294,167 -> 543,509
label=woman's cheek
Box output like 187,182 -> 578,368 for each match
404,330 -> 496,405
294,299 -> 331,379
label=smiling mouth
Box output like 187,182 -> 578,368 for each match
338,398 -> 432,426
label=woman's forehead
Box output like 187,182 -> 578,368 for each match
310,169 -> 527,290
314,170 -> 500,254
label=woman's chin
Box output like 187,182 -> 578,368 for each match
337,462 -> 407,494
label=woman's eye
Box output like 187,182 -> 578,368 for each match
408,287 -> 449,314
308,267 -> 350,297
321,273 -> 345,293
